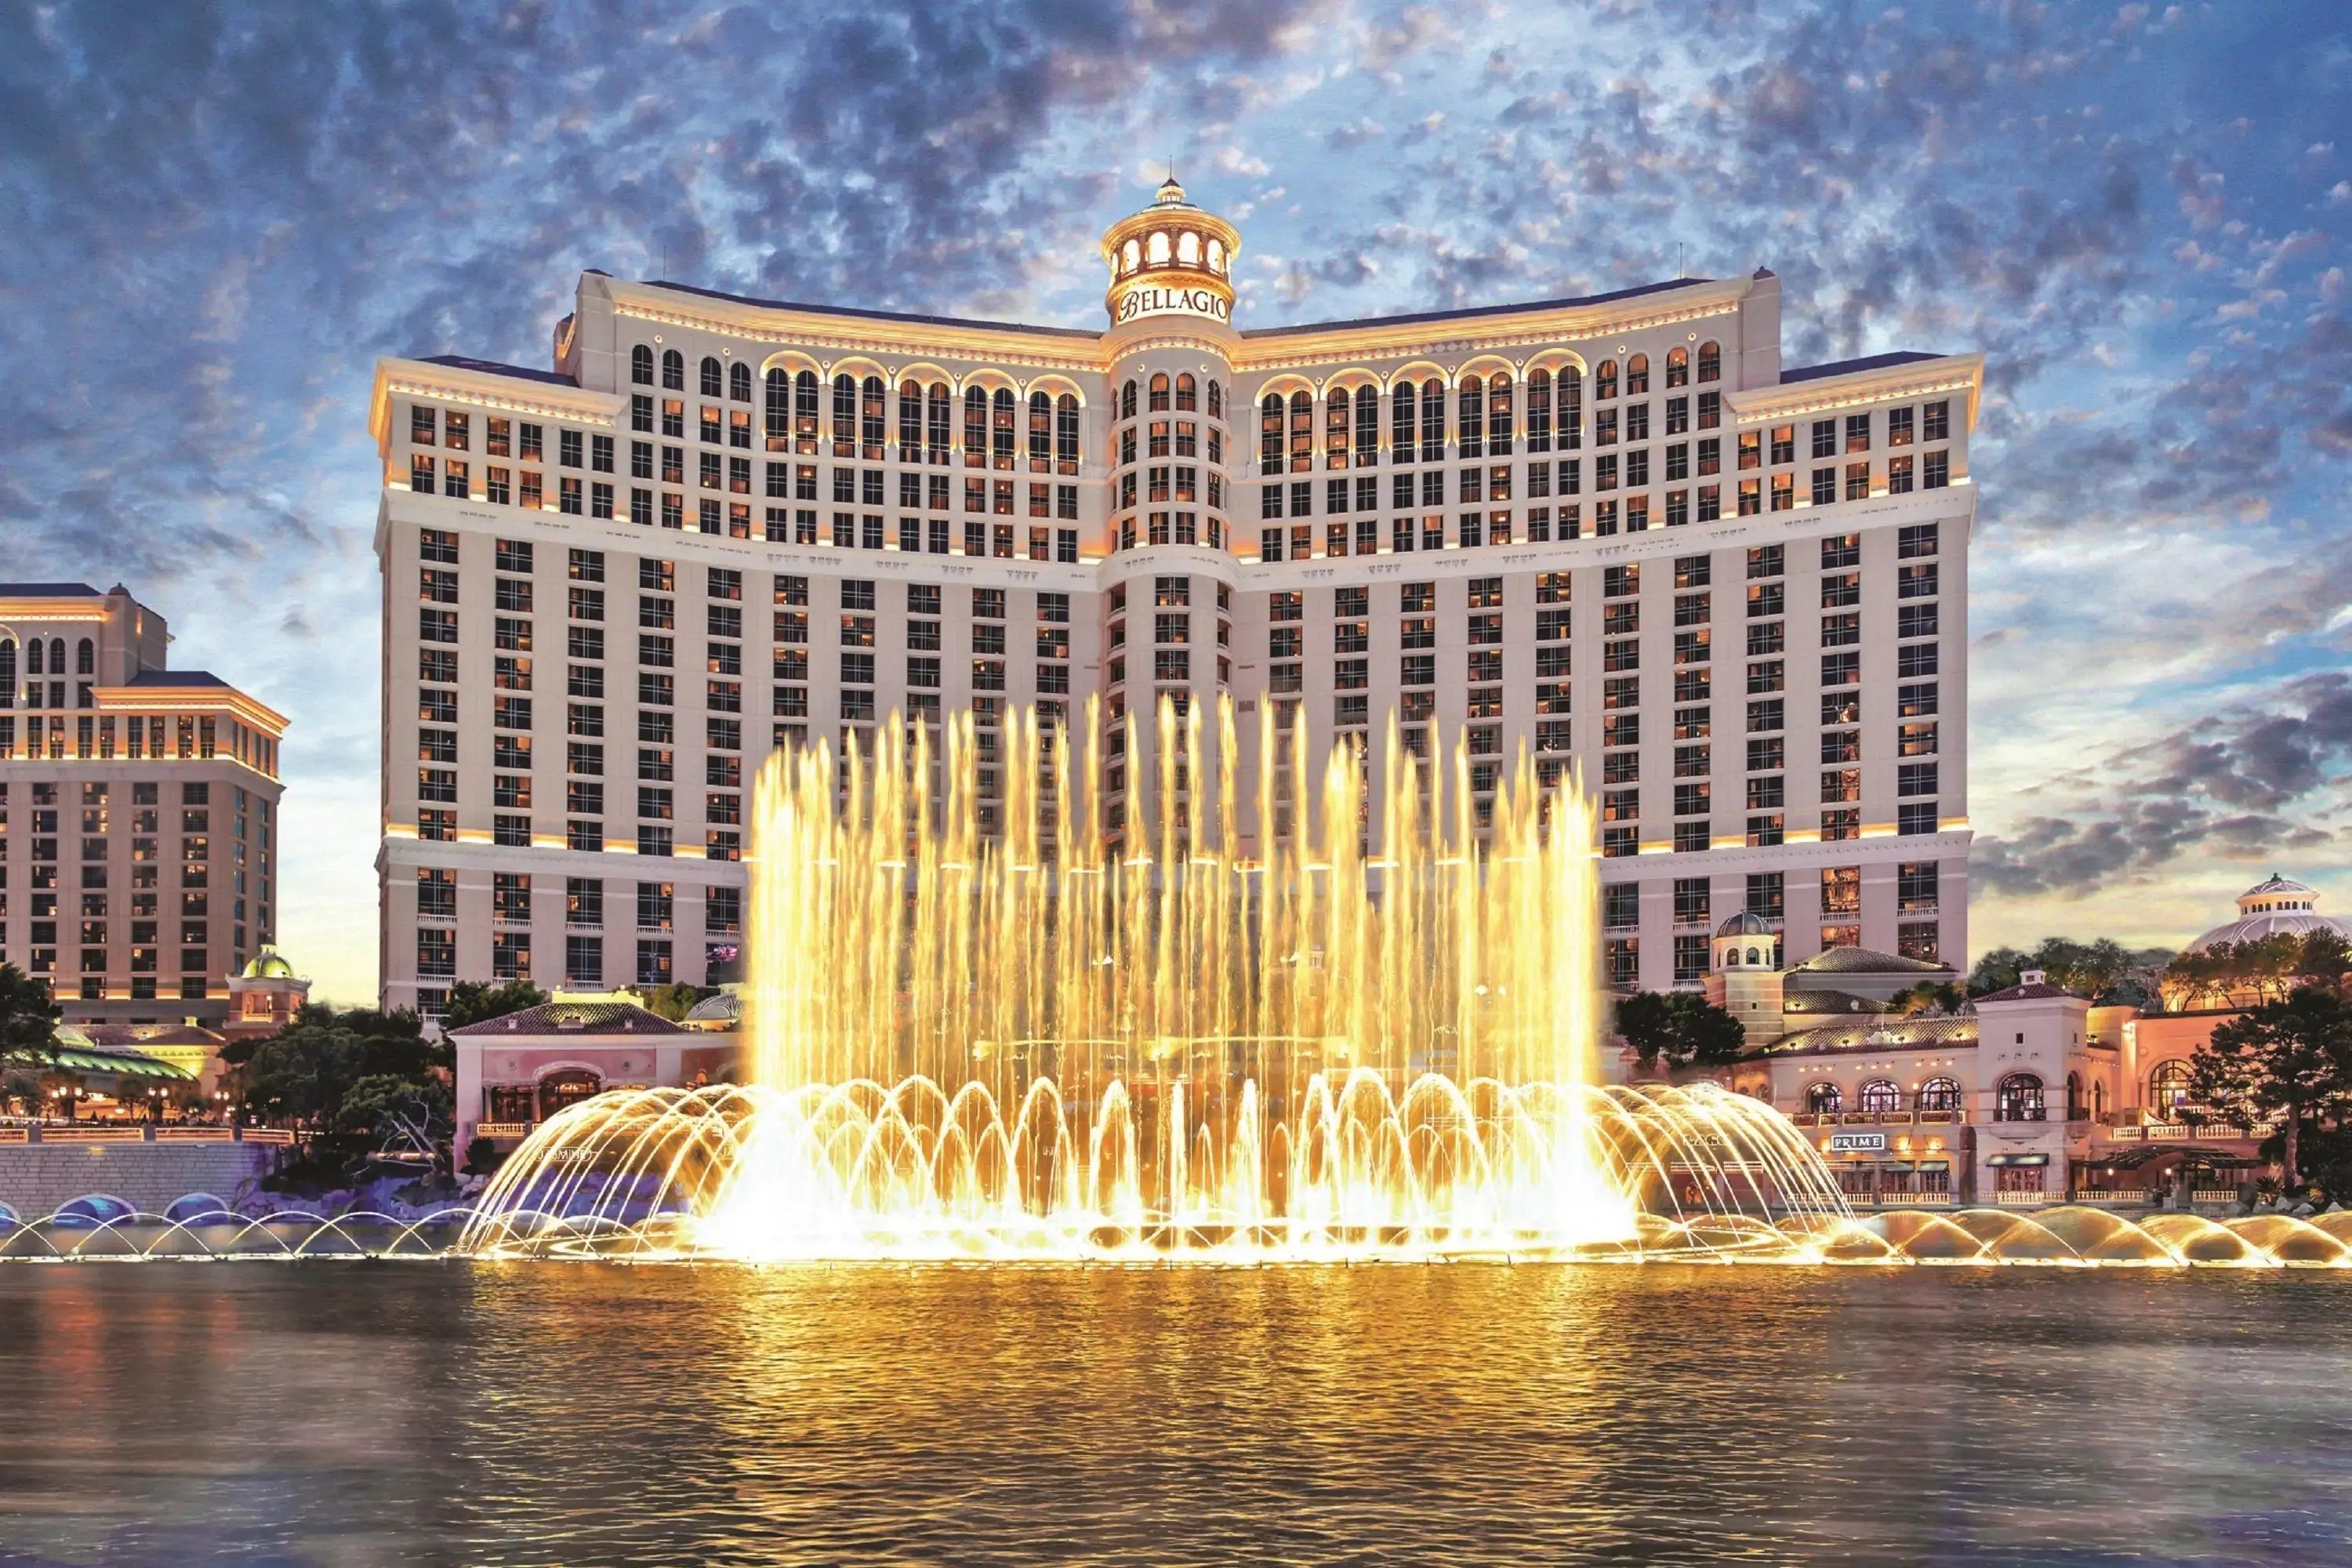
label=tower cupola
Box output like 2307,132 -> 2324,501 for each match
1099,176 -> 1240,330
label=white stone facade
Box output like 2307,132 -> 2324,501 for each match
369,183 -> 1980,1017
0,583 -> 286,1026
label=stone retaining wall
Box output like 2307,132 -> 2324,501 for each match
0,1143 -> 278,1217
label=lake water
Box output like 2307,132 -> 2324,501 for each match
0,1263 -> 2347,1565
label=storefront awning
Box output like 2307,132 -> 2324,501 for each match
2082,1145 -> 2265,1172
1985,1152 -> 2049,1167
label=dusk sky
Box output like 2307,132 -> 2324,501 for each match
4,1 -> 2348,1004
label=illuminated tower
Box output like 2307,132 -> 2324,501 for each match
1096,179 -> 1247,851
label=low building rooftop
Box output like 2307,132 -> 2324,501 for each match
448,1001 -> 688,1037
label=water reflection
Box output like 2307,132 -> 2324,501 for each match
0,1265 -> 2349,1565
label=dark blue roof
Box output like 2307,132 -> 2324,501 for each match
0,583 -> 101,597
417,355 -> 579,388
1779,351 -> 1947,384
640,281 -> 1102,341
1243,278 -> 1716,339
122,670 -> 230,688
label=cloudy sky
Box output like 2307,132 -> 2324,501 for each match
3,1 -> 2347,1003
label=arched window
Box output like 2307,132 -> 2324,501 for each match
1625,353 -> 1650,395
926,383 -> 951,464
1122,239 -> 1141,274
1354,384 -> 1377,462
1744,947 -> 1761,966
1392,381 -> 1417,461
1055,394 -> 1080,473
1559,365 -> 1583,451
0,639 -> 14,699
1207,379 -> 1223,419
2093,1079 -> 2108,1119
1488,373 -> 1514,456
2147,1059 -> 2194,1116
730,361 -> 752,403
1149,372 -> 1171,412
1595,359 -> 1618,401
1420,380 -> 1445,462
1287,390 -> 1312,473
1176,230 -> 1200,264
1858,1080 -> 1901,1112
1207,239 -> 1225,273
793,371 -> 819,453
1527,368 -> 1553,454
992,387 -> 1017,469
1458,375 -> 1485,459
1917,1077 -> 1962,1112
77,637 -> 93,676
630,344 -> 655,386
1806,1082 -> 1842,1115
1174,373 -> 1196,412
661,349 -> 684,391
832,374 -> 857,457
861,376 -> 886,459
765,369 -> 789,449
1327,387 -> 1351,468
898,379 -> 924,454
1147,230 -> 1171,264
2066,1072 -> 2086,1121
1028,390 -> 1052,471
1260,393 -> 1283,473
1995,1073 -> 2045,1123
700,357 -> 724,398
1120,380 -> 1138,420
25,638 -> 42,676
1697,341 -> 1721,383
964,387 -> 989,466
1665,347 -> 1690,387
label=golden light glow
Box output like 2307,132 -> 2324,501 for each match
466,697 -> 1855,1263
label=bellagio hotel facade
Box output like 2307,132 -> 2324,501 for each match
369,180 -> 1980,1016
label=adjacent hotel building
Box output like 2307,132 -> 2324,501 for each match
0,583 -> 287,1026
369,180 -> 1979,1017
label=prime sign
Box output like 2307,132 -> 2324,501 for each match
1114,285 -> 1232,325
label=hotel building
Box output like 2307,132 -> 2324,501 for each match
0,583 -> 287,1026
369,180 -> 1980,1017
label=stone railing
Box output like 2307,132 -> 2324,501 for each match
1992,1190 -> 2048,1207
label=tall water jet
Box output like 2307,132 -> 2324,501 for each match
466,698 -> 1853,1261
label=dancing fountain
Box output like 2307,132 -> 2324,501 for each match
461,698 -> 1851,1262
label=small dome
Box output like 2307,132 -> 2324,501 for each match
1153,175 -> 1192,209
1716,910 -> 1775,938
240,947 -> 297,979
2187,873 -> 2352,953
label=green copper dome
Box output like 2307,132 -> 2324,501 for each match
240,947 -> 297,980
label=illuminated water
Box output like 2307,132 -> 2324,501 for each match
470,701 -> 1855,1261
2,1265 -> 2348,1565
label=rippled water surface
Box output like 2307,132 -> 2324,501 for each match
2,1264 -> 2350,1565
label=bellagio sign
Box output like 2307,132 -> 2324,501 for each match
1114,285 -> 1232,325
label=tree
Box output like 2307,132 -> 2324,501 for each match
2190,985 -> 2352,1189
1890,981 -> 1965,1017
1967,938 -> 2169,1004
234,1006 -> 449,1178
0,964 -> 62,1107
441,981 -> 547,1033
634,982 -> 702,1022
1616,991 -> 1748,1073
